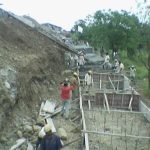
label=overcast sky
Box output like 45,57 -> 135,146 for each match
0,0 -> 138,31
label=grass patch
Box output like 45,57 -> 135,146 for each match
138,79 -> 150,97
120,50 -> 150,98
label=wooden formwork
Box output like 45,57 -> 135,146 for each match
82,92 -> 140,111
79,71 -> 150,150
93,73 -> 124,90
79,72 -> 125,90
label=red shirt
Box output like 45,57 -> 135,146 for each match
60,85 -> 75,100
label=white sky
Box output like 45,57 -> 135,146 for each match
0,0 -> 138,31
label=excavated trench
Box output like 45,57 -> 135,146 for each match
79,71 -> 150,150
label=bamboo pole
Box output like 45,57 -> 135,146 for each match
104,93 -> 110,113
83,109 -> 149,114
82,130 -> 150,139
128,96 -> 133,110
79,86 -> 89,150
109,76 -> 116,90
88,100 -> 91,110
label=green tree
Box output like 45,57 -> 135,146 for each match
74,10 -> 140,57
136,0 -> 150,88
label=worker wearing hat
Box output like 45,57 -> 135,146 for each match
113,59 -> 119,73
36,130 -> 45,150
60,80 -> 76,119
78,51 -> 85,68
129,65 -> 136,85
84,70 -> 93,93
70,72 -> 79,100
40,124 -> 62,150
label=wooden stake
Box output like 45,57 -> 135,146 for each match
109,76 -> 116,90
112,93 -> 115,107
128,95 -> 133,110
88,100 -> 91,110
104,93 -> 110,113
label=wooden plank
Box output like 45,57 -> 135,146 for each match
79,86 -> 89,150
82,130 -> 150,139
43,100 -> 56,113
108,76 -> 115,90
117,76 -> 120,91
88,100 -> 91,110
10,138 -> 26,150
128,95 -> 133,111
39,102 -> 46,116
104,93 -> 110,113
63,136 -> 82,148
45,106 -> 62,118
84,109 -> 149,114
99,74 -> 101,90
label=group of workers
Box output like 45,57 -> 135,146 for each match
103,52 -> 136,83
36,51 -> 136,150
68,51 -> 85,69
36,71 -> 90,150
35,73 -> 78,150
60,70 -> 94,118
103,52 -> 125,73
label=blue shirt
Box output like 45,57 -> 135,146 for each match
41,134 -> 62,150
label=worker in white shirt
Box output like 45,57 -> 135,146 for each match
103,52 -> 110,69
84,70 -> 93,93
129,65 -> 136,85
113,59 -> 119,73
78,51 -> 85,66
118,61 -> 124,73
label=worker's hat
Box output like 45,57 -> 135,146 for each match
73,72 -> 78,76
65,78 -> 69,82
88,70 -> 92,74
44,124 -> 52,133
131,65 -> 135,68
38,130 -> 45,138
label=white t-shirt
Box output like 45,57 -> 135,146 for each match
85,73 -> 93,85
105,55 -> 110,63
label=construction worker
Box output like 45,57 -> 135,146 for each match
129,65 -> 136,85
84,70 -> 93,93
113,59 -> 119,73
118,61 -> 124,74
70,72 -> 79,100
103,52 -> 110,70
60,81 -> 76,119
78,51 -> 85,70
40,124 -> 62,150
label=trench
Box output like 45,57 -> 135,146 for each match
79,69 -> 150,150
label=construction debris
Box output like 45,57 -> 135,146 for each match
58,128 -> 67,140
9,138 -> 26,150
42,100 -> 56,113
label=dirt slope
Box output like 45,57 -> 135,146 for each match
0,10 -> 71,148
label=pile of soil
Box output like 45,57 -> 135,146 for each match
0,11 -> 78,149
